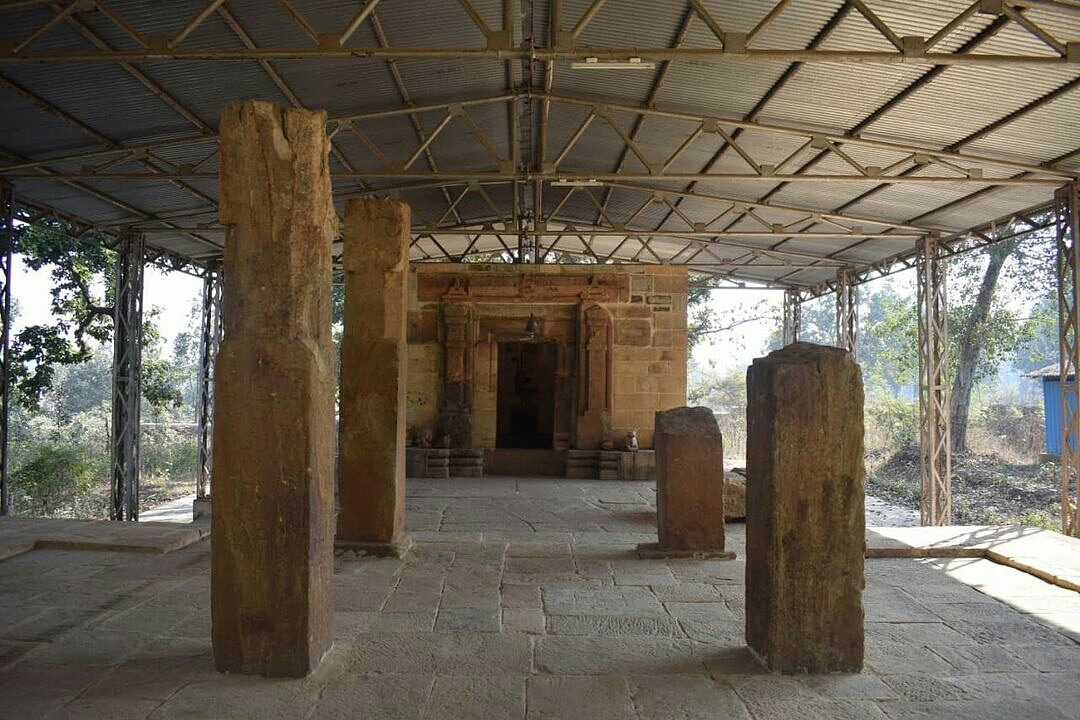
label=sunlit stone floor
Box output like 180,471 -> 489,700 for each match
1,478 -> 1078,719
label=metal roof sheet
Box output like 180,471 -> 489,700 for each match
0,0 -> 1077,290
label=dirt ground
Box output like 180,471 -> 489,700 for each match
866,445 -> 1062,528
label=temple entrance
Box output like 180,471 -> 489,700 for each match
496,342 -> 557,449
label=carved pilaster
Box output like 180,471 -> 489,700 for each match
440,301 -> 474,447
576,303 -> 613,449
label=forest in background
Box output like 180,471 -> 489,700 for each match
690,220 -> 1061,527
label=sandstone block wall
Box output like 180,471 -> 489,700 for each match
405,264 -> 687,450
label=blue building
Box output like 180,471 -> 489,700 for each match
1027,364 -> 1075,457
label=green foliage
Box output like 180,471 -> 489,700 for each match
11,224 -> 115,410
865,397 -> 918,450
12,441 -> 104,516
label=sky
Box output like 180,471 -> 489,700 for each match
692,286 -> 783,375
13,254 -> 203,351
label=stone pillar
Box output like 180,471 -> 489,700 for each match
576,303 -> 612,449
438,300 -> 473,448
745,342 -> 865,674
212,101 -> 336,677
637,406 -> 733,559
336,198 -> 412,557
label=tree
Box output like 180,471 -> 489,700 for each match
11,223 -> 184,411
947,226 -> 1054,453
12,224 -> 114,409
687,279 -> 776,351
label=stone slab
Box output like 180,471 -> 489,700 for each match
653,406 -> 726,553
0,518 -> 208,560
867,525 -> 1080,593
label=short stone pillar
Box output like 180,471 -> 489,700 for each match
336,198 -> 412,557
212,101 -> 337,677
745,342 -> 865,674
638,406 -> 733,559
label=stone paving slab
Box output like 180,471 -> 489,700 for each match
0,517 -> 208,560
1,479 -> 1079,719
867,525 -> 1080,592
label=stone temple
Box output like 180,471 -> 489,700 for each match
2,2 -> 1080,718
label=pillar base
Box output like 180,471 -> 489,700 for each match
192,497 -> 211,524
635,542 -> 736,560
335,534 -> 414,559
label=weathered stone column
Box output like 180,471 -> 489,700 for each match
637,406 -> 733,559
336,198 -> 412,557
745,342 -> 865,674
212,101 -> 336,677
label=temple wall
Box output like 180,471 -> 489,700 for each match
406,264 -> 688,450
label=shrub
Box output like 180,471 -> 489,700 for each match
12,441 -> 105,516
865,397 -> 918,451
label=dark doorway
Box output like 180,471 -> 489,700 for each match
496,342 -> 556,449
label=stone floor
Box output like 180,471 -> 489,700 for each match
1,478 -> 1079,719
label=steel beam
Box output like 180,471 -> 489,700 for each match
835,268 -> 858,360
917,235 -> 951,526
110,229 -> 145,522
1056,182 -> 1080,537
196,264 -> 222,501
0,46 -> 1075,66
0,182 -> 12,516
782,288 -> 801,345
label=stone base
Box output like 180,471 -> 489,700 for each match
192,497 -> 212,523
635,542 -> 736,560
335,534 -> 414,559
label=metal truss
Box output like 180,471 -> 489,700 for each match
0,182 -> 12,516
782,288 -> 801,345
1,0 -> 1077,65
10,196 -> 215,279
110,229 -> 144,522
0,1 -> 1076,292
2,92 -> 1071,187
917,235 -> 951,526
195,265 -> 223,501
1056,182 -> 1080,537
835,269 -> 859,360
799,199 -> 1058,299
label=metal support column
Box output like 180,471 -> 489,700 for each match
0,183 -> 13,517
110,229 -> 145,521
917,235 -> 951,526
835,269 -> 858,360
1055,183 -> 1080,537
781,288 -> 801,346
195,264 -> 223,501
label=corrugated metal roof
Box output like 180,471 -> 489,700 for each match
0,0 -> 1077,289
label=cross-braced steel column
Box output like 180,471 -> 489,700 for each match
0,182 -> 13,517
835,269 -> 859,360
1055,183 -> 1080,538
782,288 -> 801,346
110,229 -> 145,521
917,235 -> 951,526
195,264 -> 223,501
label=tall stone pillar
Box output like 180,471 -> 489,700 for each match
337,198 -> 412,557
212,101 -> 337,677
745,342 -> 865,674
